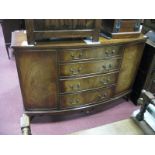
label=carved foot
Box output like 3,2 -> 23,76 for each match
136,112 -> 144,121
136,97 -> 147,121
20,114 -> 31,135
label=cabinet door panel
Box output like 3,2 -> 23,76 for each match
115,42 -> 145,95
15,50 -> 58,110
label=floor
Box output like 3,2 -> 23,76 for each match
0,24 -> 139,135
71,118 -> 144,135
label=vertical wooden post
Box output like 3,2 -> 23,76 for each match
25,19 -> 35,44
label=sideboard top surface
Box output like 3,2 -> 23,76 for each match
11,30 -> 147,49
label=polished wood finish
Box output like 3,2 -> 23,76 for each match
59,72 -> 118,93
25,19 -> 101,44
59,45 -> 123,62
59,58 -> 122,77
15,50 -> 58,110
60,86 -> 114,108
115,42 -> 145,95
11,31 -> 146,116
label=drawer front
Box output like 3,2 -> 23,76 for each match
60,72 -> 118,93
60,86 -> 114,108
59,46 -> 123,62
59,58 -> 121,77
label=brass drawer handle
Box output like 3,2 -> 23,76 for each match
70,67 -> 82,75
111,49 -> 116,54
102,64 -> 112,71
97,92 -> 108,99
70,83 -> 81,90
105,50 -> 110,57
105,49 -> 116,57
100,78 -> 110,85
108,64 -> 112,69
100,80 -> 107,85
70,52 -> 83,60
69,98 -> 80,105
102,65 -> 107,70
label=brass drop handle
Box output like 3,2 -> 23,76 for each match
105,50 -> 110,57
102,65 -> 107,70
100,79 -> 107,85
97,92 -> 108,100
100,78 -> 110,85
70,67 -> 82,75
111,49 -> 116,54
102,92 -> 108,99
108,64 -> 112,69
107,78 -> 110,83
70,52 -> 83,60
70,98 -> 80,105
70,83 -> 81,90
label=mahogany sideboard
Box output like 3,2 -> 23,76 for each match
11,31 -> 146,134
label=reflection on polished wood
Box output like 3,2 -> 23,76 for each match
12,31 -> 146,114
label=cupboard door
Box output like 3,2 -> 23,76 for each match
15,50 -> 58,110
115,42 -> 145,95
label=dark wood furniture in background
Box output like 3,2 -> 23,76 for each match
131,20 -> 155,104
101,19 -> 142,39
131,38 -> 155,104
131,90 -> 155,134
0,19 -> 25,59
11,30 -> 146,134
25,19 -> 101,44
142,19 -> 155,33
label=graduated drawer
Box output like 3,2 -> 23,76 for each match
59,58 -> 121,77
59,46 -> 123,62
59,72 -> 118,93
60,86 -> 114,108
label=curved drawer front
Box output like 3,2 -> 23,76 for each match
59,72 -> 118,93
60,86 -> 114,108
59,46 -> 123,62
59,58 -> 121,77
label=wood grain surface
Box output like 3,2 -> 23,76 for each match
15,50 -> 58,110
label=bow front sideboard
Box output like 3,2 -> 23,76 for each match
11,31 -> 146,134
